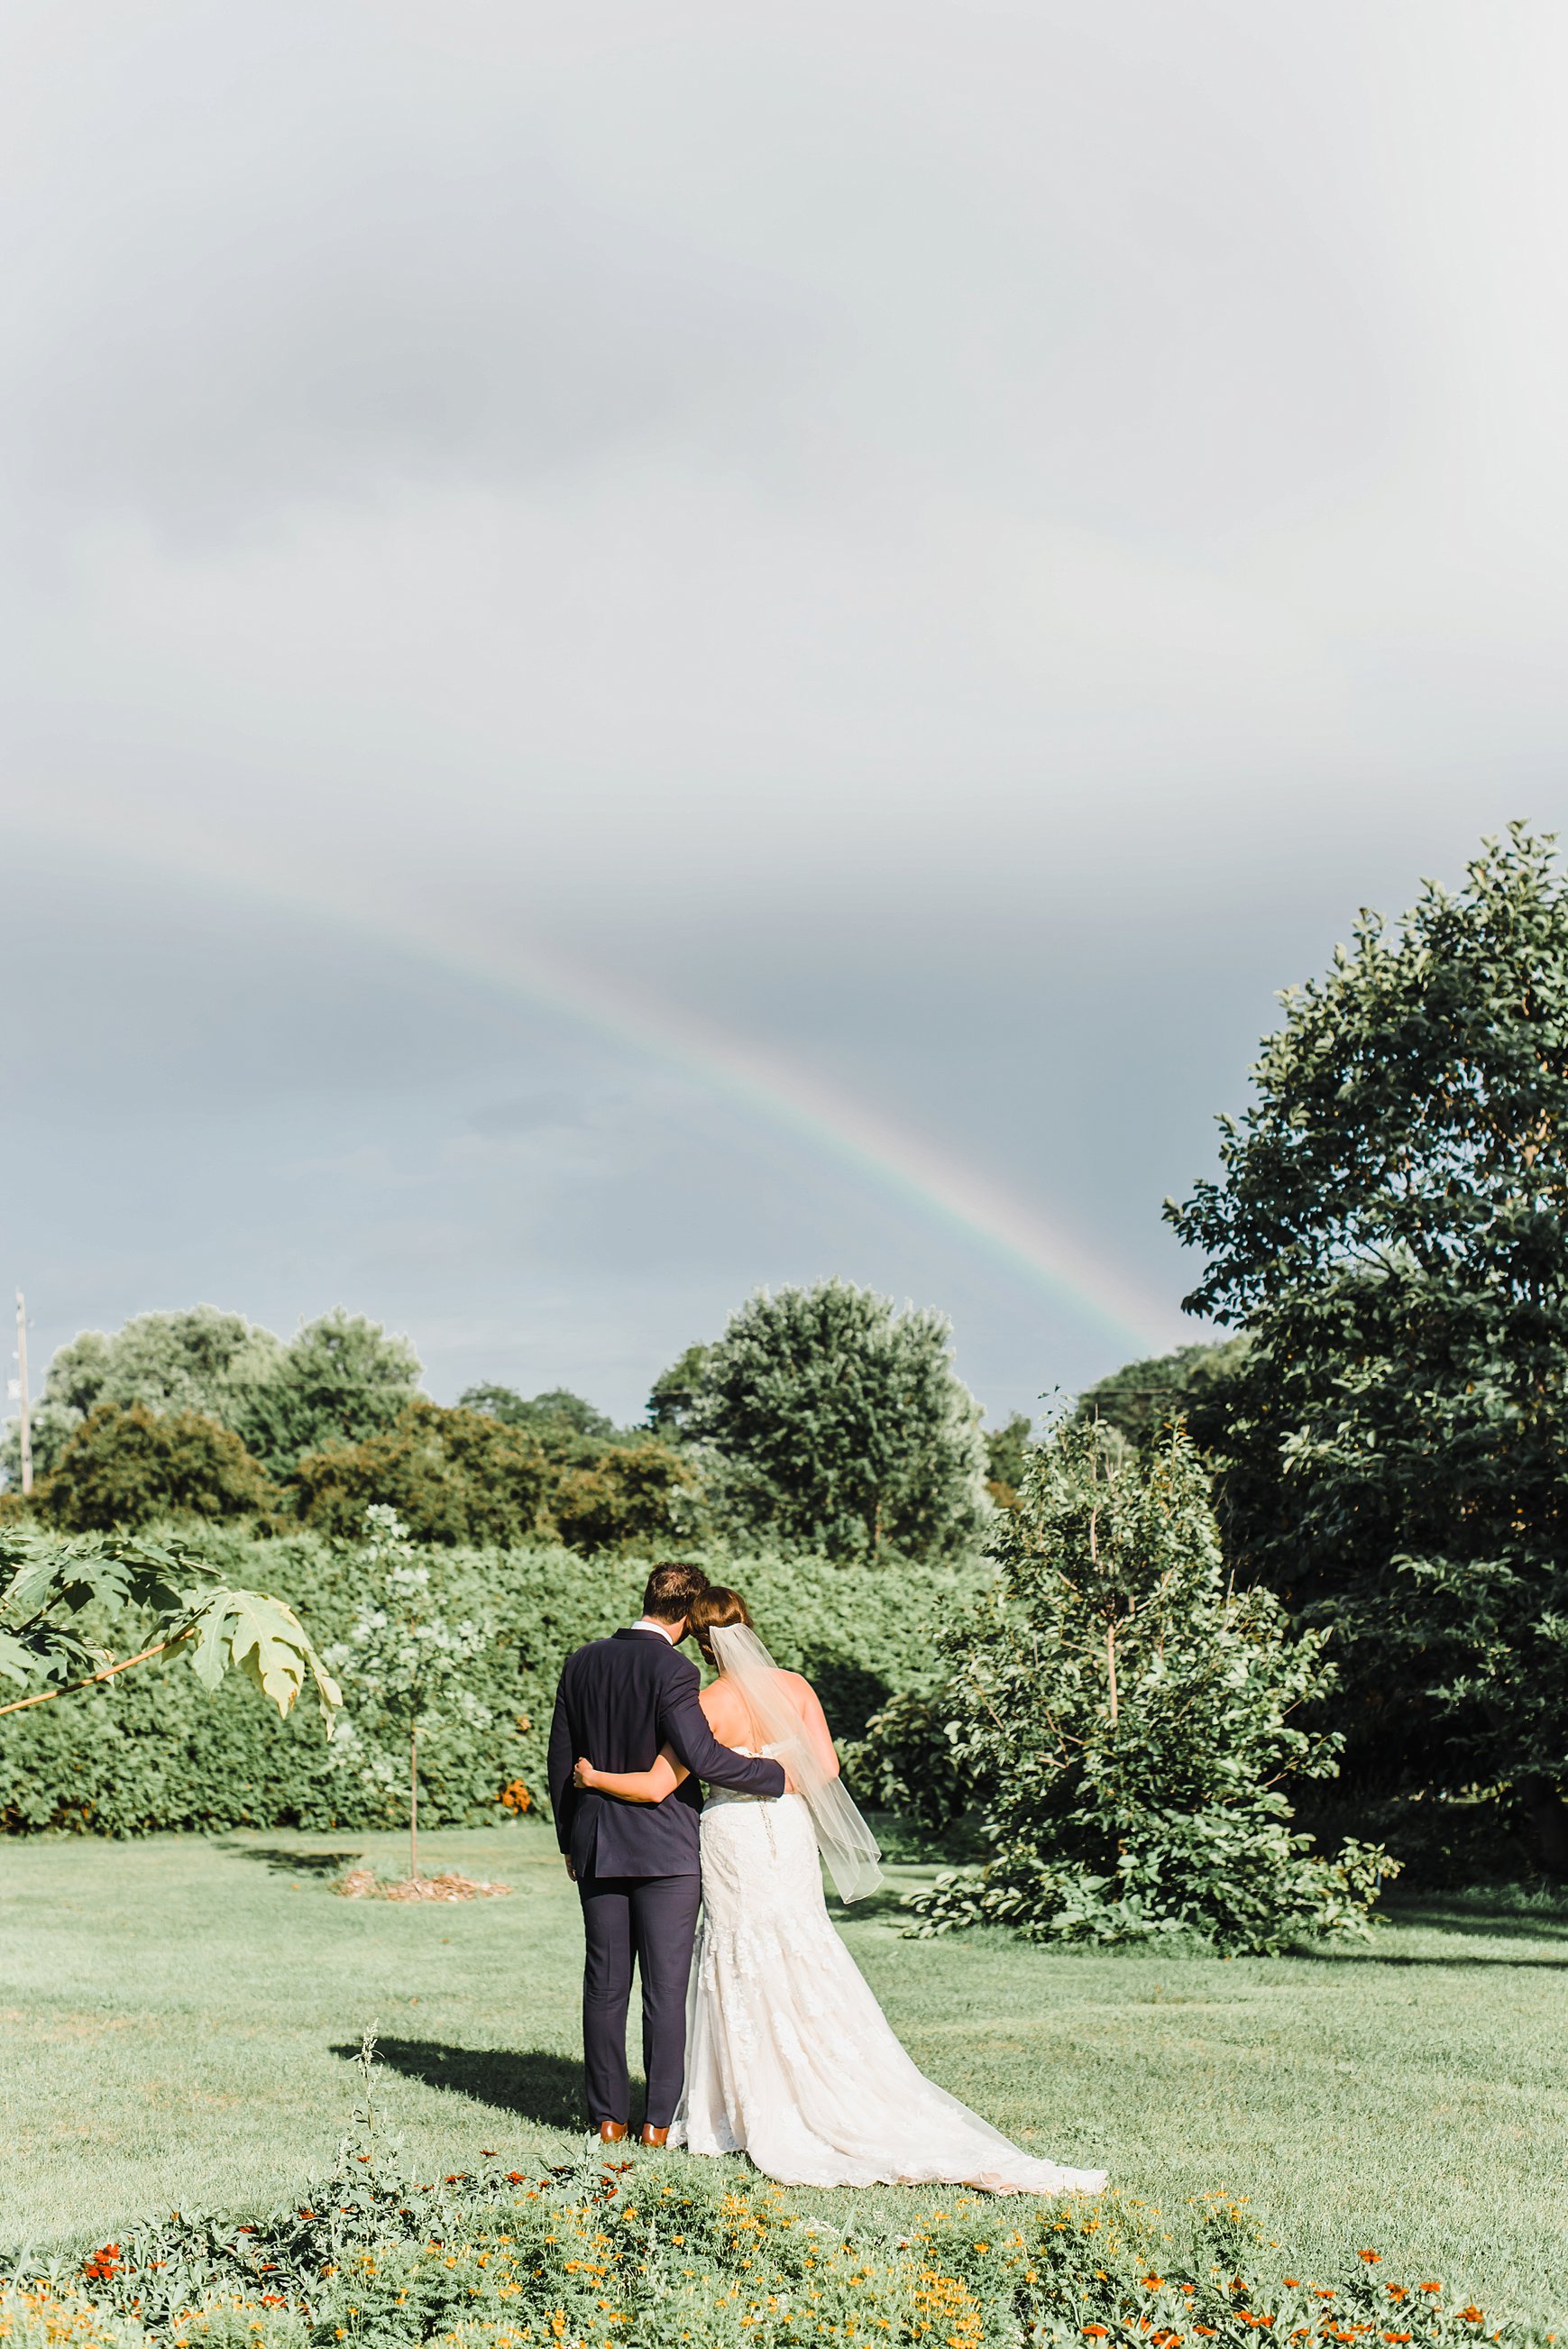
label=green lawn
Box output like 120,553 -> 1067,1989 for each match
1,1824 -> 1565,2325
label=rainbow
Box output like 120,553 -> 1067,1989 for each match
15,802 -> 1181,1358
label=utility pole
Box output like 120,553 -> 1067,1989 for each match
14,1291 -> 32,1496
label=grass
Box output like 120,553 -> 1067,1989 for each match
0,1821 -> 1565,2325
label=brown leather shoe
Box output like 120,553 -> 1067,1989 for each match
639,2124 -> 670,2148
598,2120 -> 628,2143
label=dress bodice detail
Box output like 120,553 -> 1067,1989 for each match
704,1745 -> 785,1809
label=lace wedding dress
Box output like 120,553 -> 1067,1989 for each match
670,1767 -> 1106,2195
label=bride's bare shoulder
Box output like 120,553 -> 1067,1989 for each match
774,1667 -> 821,1711
700,1677 -> 749,1728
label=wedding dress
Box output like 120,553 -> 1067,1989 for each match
670,1741 -> 1107,2195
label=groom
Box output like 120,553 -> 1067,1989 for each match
547,1563 -> 787,2144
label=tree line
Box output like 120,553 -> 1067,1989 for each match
2,1284 -> 998,1561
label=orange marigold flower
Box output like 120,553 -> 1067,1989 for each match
1144,2277 -> 1167,2289
1284,2282 -> 1301,2292
1359,2253 -> 1381,2266
1456,2309 -> 1484,2326
1084,2327 -> 1109,2338
1384,2333 -> 1412,2343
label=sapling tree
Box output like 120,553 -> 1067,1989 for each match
907,1419 -> 1394,1950
329,1507 -> 495,1881
0,1528 -> 341,1733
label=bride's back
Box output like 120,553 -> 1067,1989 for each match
701,1664 -> 839,1779
701,1662 -> 811,1750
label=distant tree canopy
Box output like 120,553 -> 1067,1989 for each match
981,1412 -> 1034,1508
1168,825 -> 1568,1874
290,1402 -> 697,1551
17,1289 -> 993,1565
8,1306 -> 423,1484
235,1311 -> 423,1474
38,1403 -> 280,1533
682,1279 -> 987,1563
1071,1336 -> 1250,1456
645,1345 -> 711,1439
14,1307 -> 283,1482
456,1384 -> 618,1448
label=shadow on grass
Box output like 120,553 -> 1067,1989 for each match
339,2039 -> 585,2128
830,1880 -> 915,1926
221,1844 -> 366,1877
1296,1907 -> 1568,1963
1389,1904 -> 1568,1945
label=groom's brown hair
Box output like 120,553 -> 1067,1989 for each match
641,1562 -> 711,1623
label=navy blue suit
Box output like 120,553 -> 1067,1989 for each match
548,1628 -> 785,2128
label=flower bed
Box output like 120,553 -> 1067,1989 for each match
4,2152 -> 1555,2349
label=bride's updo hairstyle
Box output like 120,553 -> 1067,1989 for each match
688,1585 -> 753,1667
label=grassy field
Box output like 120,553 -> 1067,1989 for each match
1,1822 -> 1565,2325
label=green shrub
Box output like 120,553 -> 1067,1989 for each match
841,1689 -> 972,1832
0,1524 -> 981,1837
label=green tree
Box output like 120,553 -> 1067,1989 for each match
38,1405 -> 280,1532
1167,826 -> 1568,1873
690,1280 -> 986,1562
549,1443 -> 701,1552
982,1411 -> 1034,1508
237,1311 -> 423,1476
290,1402 -> 555,1546
326,1508 -> 493,1880
8,1308 -> 285,1482
1072,1337 -> 1250,1455
455,1372 -> 615,1446
646,1344 -> 711,1438
291,1402 -> 698,1552
907,1420 -> 1391,1950
6,1306 -> 425,1489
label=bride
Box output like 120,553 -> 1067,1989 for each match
573,1583 -> 1105,2196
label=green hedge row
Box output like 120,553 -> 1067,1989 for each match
0,1527 -> 980,1838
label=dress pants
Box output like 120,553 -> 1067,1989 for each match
578,1867 -> 702,2130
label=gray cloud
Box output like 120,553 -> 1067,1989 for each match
5,0 -> 1568,1422
5,4 -> 819,537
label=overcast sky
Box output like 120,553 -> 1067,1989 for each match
5,0 -> 1568,1427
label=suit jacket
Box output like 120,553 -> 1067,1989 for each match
547,1628 -> 787,1878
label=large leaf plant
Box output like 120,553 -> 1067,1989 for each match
0,1528 -> 342,1733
